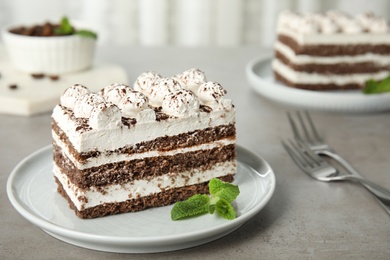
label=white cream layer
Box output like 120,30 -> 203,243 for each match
52,105 -> 235,153
52,129 -> 235,170
277,26 -> 390,45
275,41 -> 390,65
53,161 -> 236,211
273,59 -> 389,85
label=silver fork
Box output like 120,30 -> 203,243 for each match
287,111 -> 390,212
282,139 -> 338,179
283,139 -> 390,202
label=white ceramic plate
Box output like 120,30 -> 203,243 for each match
246,55 -> 390,113
7,145 -> 275,253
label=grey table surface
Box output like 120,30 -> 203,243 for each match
1,46 -> 389,259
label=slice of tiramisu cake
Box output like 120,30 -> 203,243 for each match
273,10 -> 390,90
52,69 -> 236,218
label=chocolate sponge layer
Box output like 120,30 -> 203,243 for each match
274,70 -> 362,90
52,119 -> 236,163
53,142 -> 236,189
275,50 -> 390,74
55,174 -> 234,219
278,34 -> 390,56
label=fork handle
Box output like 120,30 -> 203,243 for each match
319,150 -> 390,202
331,175 -> 390,202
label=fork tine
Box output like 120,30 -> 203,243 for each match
288,139 -> 317,168
288,111 -> 324,145
294,139 -> 324,165
283,139 -> 322,169
287,112 -> 303,141
303,111 -> 323,143
297,111 -> 314,143
282,140 -> 310,172
283,139 -> 336,179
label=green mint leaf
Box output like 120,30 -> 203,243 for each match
60,17 -> 73,34
53,17 -> 97,39
363,75 -> 390,94
170,178 -> 240,221
215,198 -> 236,220
75,29 -> 98,39
55,16 -> 74,35
171,194 -> 210,221
209,204 -> 216,214
209,178 -> 240,203
363,79 -> 378,94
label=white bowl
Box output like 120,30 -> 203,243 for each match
2,22 -> 97,74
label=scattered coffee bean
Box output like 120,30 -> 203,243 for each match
31,73 -> 45,79
49,75 -> 60,81
9,84 -> 18,90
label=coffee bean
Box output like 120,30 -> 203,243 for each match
10,22 -> 60,37
49,75 -> 60,81
31,73 -> 45,79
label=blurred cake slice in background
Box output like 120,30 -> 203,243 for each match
273,10 -> 390,91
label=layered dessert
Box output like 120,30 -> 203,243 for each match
273,10 -> 390,90
52,69 -> 236,218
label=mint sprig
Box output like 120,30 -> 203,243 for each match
171,178 -> 240,221
363,75 -> 390,94
54,16 -> 97,39
209,178 -> 240,202
54,17 -> 74,35
170,194 -> 210,220
75,29 -> 98,39
215,198 -> 236,220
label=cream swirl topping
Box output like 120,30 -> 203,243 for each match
174,68 -> 207,92
101,84 -> 133,105
197,81 -> 227,110
60,84 -> 90,109
162,90 -> 200,117
370,18 -> 389,33
133,71 -> 162,96
89,103 -> 122,130
356,12 -> 375,29
149,78 -> 181,107
279,10 -> 389,35
342,20 -> 363,34
73,93 -> 106,118
118,91 -> 149,118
